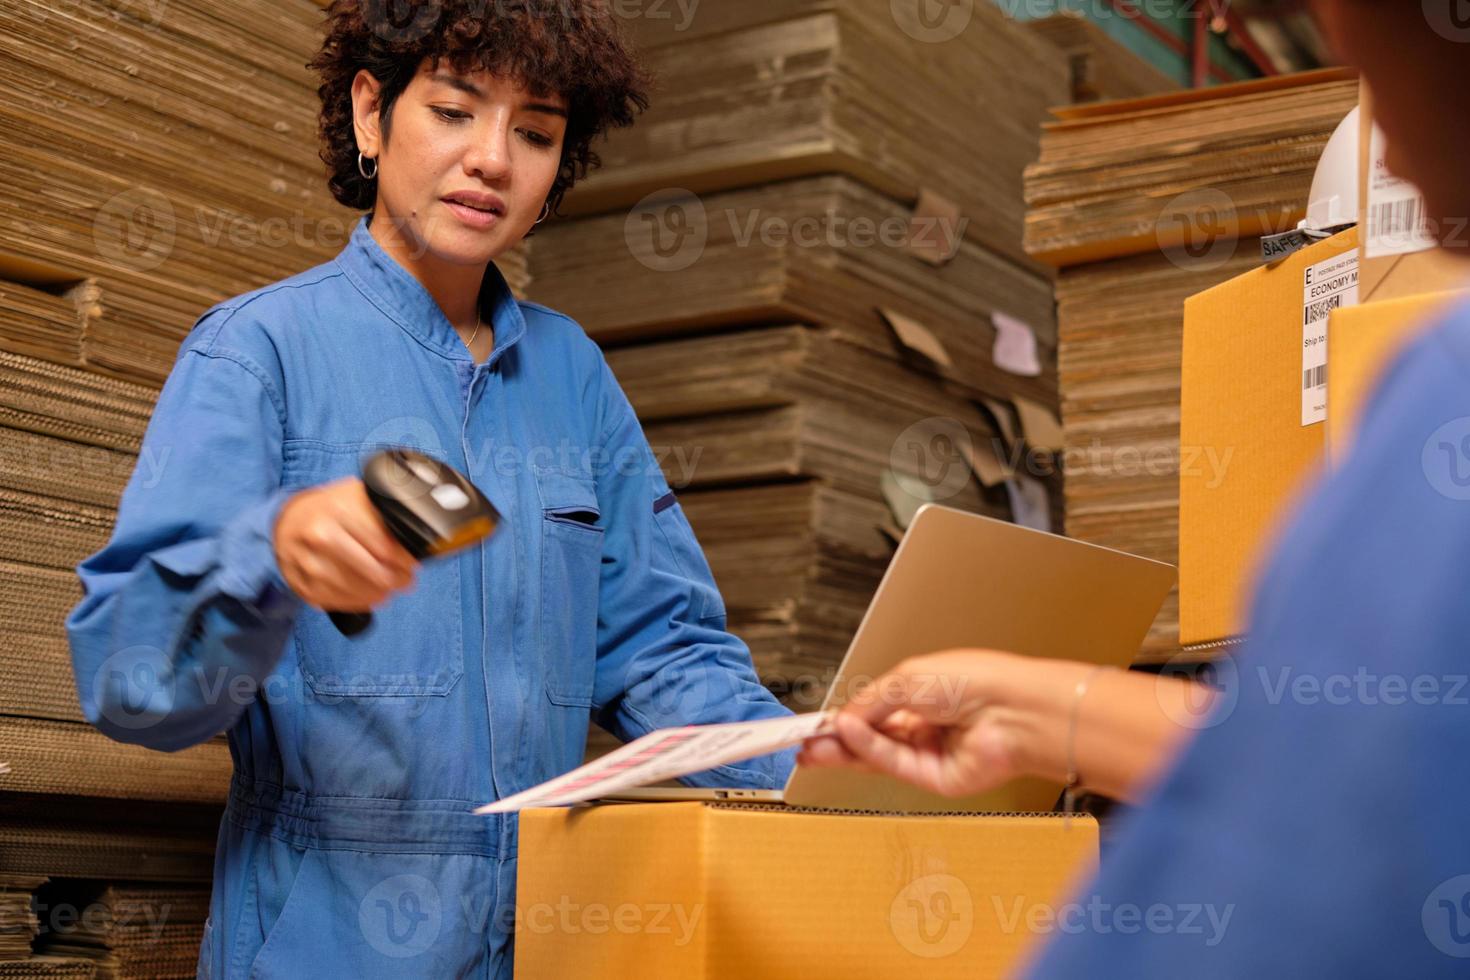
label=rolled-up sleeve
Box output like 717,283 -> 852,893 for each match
589,360 -> 796,790
65,332 -> 303,752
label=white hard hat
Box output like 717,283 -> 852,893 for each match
1299,105 -> 1360,233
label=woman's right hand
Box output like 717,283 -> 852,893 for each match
273,477 -> 418,612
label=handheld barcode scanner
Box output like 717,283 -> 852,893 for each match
329,448 -> 500,637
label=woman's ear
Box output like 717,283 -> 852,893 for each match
350,69 -> 383,158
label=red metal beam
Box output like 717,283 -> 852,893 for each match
1192,10 -> 1211,87
1218,3 -> 1283,77
1099,0 -> 1232,85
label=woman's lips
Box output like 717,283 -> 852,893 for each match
443,199 -> 502,230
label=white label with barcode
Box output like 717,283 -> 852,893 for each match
1365,124 -> 1438,258
1302,249 -> 1359,426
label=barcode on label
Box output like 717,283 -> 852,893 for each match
1304,293 -> 1342,326
1303,364 -> 1326,391
1369,196 -> 1429,244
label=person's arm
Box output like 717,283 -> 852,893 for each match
588,360 -> 795,790
799,649 -> 1211,804
65,339 -> 305,751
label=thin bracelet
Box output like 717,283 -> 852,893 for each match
1063,664 -> 1111,818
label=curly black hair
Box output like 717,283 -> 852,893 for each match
309,0 -> 652,218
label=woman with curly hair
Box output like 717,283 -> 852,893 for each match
65,2 -> 795,975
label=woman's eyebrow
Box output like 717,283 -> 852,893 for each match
427,71 -> 567,118
523,101 -> 568,119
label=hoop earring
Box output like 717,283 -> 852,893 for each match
357,152 -> 378,180
534,202 -> 550,225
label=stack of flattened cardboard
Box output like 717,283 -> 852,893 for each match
1024,70 -> 1359,663
589,0 -> 1067,270
1025,69 -> 1360,267
536,3 -> 1071,717
36,885 -> 209,980
0,797 -> 220,885
0,0 -> 527,387
0,875 -> 46,960
0,346 -> 229,799
1024,13 -> 1182,103
0,958 -> 96,979
0,0 -> 428,951
608,325 -> 1033,684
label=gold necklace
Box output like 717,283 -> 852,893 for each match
466,309 -> 482,351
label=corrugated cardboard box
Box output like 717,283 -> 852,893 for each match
1327,290 -> 1470,460
1179,230 -> 1359,648
514,803 -> 1098,979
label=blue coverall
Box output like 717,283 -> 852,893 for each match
65,214 -> 795,978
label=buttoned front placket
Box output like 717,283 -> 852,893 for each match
460,336 -> 528,865
335,214 -> 531,852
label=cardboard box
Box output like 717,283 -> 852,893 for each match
514,803 -> 1098,980
1357,81 -> 1466,303
1179,229 -> 1359,648
1327,290 -> 1470,460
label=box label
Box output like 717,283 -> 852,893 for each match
1302,249 -> 1359,426
1365,124 -> 1438,259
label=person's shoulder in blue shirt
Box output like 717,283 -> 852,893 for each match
1029,293 -> 1470,977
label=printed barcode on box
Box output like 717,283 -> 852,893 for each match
1369,196 -> 1428,245
1304,293 -> 1343,326
1303,365 -> 1326,391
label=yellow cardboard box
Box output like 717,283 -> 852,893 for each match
514,803 -> 1098,980
1327,290 -> 1470,460
1179,229 -> 1358,648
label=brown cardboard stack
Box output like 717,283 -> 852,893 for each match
37,885 -> 210,980
1025,71 -> 1359,663
0,797 -> 219,884
0,877 -> 46,960
1026,69 -> 1360,268
0,0 -> 527,388
0,0 -> 392,964
535,4 -> 1071,703
0,958 -> 96,979
1024,13 -> 1182,103
589,0 -> 1067,270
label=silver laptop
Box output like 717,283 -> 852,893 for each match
603,503 -> 1175,812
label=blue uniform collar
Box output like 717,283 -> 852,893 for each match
335,213 -> 526,366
